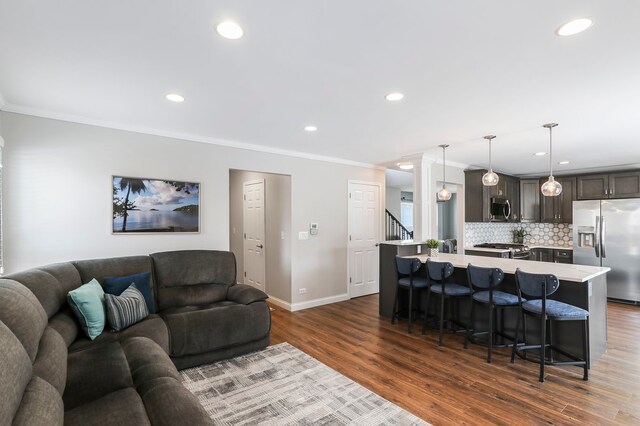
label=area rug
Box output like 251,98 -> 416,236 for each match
180,342 -> 430,426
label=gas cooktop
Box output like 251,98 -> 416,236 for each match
474,243 -> 530,252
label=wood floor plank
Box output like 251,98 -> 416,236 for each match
269,295 -> 640,425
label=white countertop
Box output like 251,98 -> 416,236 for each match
380,240 -> 423,246
403,253 -> 609,283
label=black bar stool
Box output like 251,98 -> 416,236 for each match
464,264 -> 521,363
392,256 -> 431,333
511,268 -> 589,382
422,259 -> 471,346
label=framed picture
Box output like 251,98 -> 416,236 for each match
112,176 -> 200,233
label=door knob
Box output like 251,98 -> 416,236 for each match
256,244 -> 264,249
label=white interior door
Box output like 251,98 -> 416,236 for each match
243,180 -> 265,291
348,182 -> 381,298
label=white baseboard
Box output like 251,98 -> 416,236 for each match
267,296 -> 292,312
290,293 -> 350,312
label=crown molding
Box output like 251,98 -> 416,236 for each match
2,103 -> 385,171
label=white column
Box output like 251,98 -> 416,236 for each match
410,154 -> 436,242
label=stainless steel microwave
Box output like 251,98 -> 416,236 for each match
490,197 -> 511,221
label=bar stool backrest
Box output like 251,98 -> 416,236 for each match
467,264 -> 504,290
426,259 -> 454,281
395,257 -> 422,276
515,268 -> 560,298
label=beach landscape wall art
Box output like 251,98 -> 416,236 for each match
113,176 -> 200,233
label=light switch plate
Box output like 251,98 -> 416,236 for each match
299,231 -> 309,240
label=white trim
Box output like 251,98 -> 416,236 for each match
290,293 -> 350,312
267,296 -> 292,311
2,104 -> 384,170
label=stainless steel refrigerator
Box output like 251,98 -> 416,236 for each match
573,199 -> 640,303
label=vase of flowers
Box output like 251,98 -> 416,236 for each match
426,239 -> 440,257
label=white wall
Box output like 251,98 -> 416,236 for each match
1,112 -> 384,308
385,186 -> 401,219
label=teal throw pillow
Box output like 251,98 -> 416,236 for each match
67,279 -> 106,340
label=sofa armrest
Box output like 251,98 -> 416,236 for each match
227,284 -> 268,305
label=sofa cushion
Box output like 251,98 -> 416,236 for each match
104,271 -> 155,313
3,263 -> 82,319
161,302 -> 271,357
0,320 -> 33,426
120,337 -> 181,385
67,279 -> 106,340
64,341 -> 134,410
32,327 -> 68,395
69,314 -> 170,354
0,279 -> 48,362
151,250 -> 236,310
64,388 -> 151,426
12,376 -> 64,426
105,284 -> 149,331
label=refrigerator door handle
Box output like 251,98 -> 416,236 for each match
595,215 -> 600,258
601,216 -> 606,258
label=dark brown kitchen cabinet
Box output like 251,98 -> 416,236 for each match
530,248 -> 572,263
519,179 -> 540,222
465,170 -> 520,223
577,170 -> 640,199
539,176 -> 575,223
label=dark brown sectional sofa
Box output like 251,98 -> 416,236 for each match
0,250 -> 271,426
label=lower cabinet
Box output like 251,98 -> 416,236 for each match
529,248 -> 573,264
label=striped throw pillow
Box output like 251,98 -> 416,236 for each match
105,284 -> 149,331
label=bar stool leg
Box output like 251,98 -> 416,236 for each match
487,302 -> 494,364
511,307 -> 521,363
583,319 -> 589,380
422,289 -> 431,335
464,296 -> 475,349
539,316 -> 546,383
439,293 -> 445,346
408,287 -> 414,333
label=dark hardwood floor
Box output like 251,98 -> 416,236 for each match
270,295 -> 640,425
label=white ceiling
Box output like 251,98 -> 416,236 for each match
1,1 -> 640,175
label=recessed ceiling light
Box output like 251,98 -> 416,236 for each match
397,163 -> 413,170
558,160 -> 570,165
385,92 -> 404,102
534,152 -> 547,156
557,18 -> 593,36
304,125 -> 318,132
166,93 -> 184,103
216,21 -> 244,39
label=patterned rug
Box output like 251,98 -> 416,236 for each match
181,343 -> 430,426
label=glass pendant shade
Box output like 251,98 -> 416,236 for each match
482,169 -> 499,186
482,135 -> 499,186
541,175 -> 563,196
541,123 -> 562,197
437,186 -> 452,201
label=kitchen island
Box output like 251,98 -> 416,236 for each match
380,251 -> 610,363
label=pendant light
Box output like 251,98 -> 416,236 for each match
541,123 -> 562,197
437,144 -> 452,201
481,135 -> 499,186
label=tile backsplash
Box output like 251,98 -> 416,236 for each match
465,222 -> 573,247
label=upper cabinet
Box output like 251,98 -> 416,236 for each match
519,179 -> 540,222
539,176 -> 575,223
577,171 -> 640,199
465,170 -> 520,223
